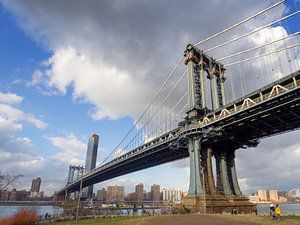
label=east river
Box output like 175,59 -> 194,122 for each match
0,203 -> 300,218
0,205 -> 62,218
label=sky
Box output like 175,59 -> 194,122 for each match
0,0 -> 299,196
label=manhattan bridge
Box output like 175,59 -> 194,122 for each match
57,0 -> 300,213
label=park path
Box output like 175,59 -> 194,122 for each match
139,214 -> 299,225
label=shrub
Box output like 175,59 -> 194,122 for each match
0,208 -> 38,225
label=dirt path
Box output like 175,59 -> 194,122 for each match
139,214 -> 300,225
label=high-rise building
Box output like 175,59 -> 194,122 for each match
30,177 -> 41,193
162,189 -> 182,202
269,189 -> 279,202
135,183 -> 144,202
82,134 -> 99,198
106,185 -> 124,202
151,184 -> 160,201
257,188 -> 267,202
97,188 -> 107,201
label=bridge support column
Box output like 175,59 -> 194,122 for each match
227,150 -> 242,196
215,151 -> 232,196
187,138 -> 203,196
201,148 -> 216,196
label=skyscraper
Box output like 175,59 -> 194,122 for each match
151,184 -> 160,201
82,134 -> 99,198
106,185 -> 124,202
269,189 -> 279,202
257,188 -> 267,202
96,188 -> 107,201
30,177 -> 41,193
135,183 -> 144,202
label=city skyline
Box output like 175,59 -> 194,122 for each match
0,0 -> 299,196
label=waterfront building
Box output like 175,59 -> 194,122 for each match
9,189 -> 18,201
82,133 -> 99,198
97,188 -> 107,201
269,189 -> 279,202
30,177 -> 41,193
289,188 -> 300,198
151,184 -> 160,201
106,185 -> 124,202
279,196 -> 287,202
162,189 -> 182,202
257,188 -> 267,202
0,190 -> 10,201
145,192 -> 152,201
249,195 -> 260,203
17,190 -> 30,201
125,192 -> 136,201
135,183 -> 144,202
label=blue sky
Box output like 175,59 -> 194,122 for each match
0,0 -> 299,196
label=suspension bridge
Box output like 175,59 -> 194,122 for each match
57,0 -> 300,213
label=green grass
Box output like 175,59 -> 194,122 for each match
51,216 -> 143,225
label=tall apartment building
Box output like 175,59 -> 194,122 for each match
162,189 -> 182,202
151,184 -> 160,201
96,188 -> 107,201
30,177 -> 41,193
269,189 -> 279,202
135,183 -> 144,202
82,133 -> 99,198
106,185 -> 124,202
257,188 -> 267,202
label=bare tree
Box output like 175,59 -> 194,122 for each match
0,171 -> 23,191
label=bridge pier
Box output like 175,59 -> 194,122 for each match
183,146 -> 255,213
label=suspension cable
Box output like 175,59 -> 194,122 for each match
217,31 -> 300,61
205,10 -> 300,53
121,70 -> 187,153
225,42 -> 300,66
193,0 -> 286,46
149,91 -> 188,139
101,56 -> 184,164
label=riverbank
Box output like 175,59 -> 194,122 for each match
51,214 -> 300,225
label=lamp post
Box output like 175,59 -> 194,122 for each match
201,167 -> 206,214
76,178 -> 83,220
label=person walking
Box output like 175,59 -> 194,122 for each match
274,204 -> 281,220
269,203 -> 276,219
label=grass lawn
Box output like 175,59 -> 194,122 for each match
51,214 -> 300,225
51,216 -> 143,225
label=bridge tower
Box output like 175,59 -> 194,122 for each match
182,44 -> 255,213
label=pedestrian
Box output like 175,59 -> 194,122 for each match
274,204 -> 281,220
269,203 -> 275,219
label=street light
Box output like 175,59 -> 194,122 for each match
76,178 -> 83,220
201,167 -> 206,214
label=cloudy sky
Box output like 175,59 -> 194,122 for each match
0,0 -> 299,196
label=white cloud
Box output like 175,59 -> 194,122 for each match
0,150 -> 45,173
47,134 -> 87,165
0,103 -> 47,129
0,92 -> 23,104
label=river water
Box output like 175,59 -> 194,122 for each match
0,205 -> 62,218
0,203 -> 299,218
256,203 -> 300,215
